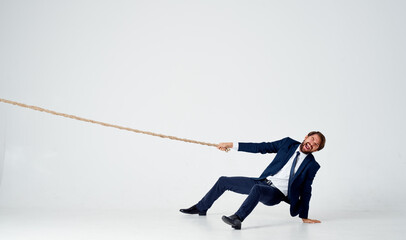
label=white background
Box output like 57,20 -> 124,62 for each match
0,0 -> 405,239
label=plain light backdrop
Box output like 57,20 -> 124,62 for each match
0,0 -> 405,219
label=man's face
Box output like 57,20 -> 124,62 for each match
300,134 -> 322,154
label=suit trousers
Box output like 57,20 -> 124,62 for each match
196,176 -> 285,221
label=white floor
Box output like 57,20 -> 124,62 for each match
0,208 -> 404,240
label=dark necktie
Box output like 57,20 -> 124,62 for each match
288,151 -> 300,188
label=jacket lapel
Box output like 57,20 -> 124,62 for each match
285,144 -> 299,165
266,143 -> 299,177
291,154 -> 313,183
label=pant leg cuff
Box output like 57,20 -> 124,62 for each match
235,213 -> 244,222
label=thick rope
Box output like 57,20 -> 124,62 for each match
0,98 -> 219,149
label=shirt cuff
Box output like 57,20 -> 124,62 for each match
232,142 -> 239,151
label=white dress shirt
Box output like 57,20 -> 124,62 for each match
232,142 -> 307,196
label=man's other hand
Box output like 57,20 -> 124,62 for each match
302,218 -> 321,224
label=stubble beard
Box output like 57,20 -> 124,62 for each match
300,142 -> 312,154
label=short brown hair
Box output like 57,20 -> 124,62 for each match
308,131 -> 326,151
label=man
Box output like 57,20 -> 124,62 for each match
180,131 -> 326,230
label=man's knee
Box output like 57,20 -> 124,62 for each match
216,176 -> 234,190
217,176 -> 229,184
250,184 -> 263,195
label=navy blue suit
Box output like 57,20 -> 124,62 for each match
196,137 -> 320,220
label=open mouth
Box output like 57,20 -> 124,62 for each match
305,143 -> 311,151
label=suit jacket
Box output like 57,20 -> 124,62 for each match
238,137 -> 320,219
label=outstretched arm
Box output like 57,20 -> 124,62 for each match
218,138 -> 289,154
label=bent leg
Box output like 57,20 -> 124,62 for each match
235,183 -> 284,221
196,176 -> 257,212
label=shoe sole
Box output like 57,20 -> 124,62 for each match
221,216 -> 241,230
179,210 -> 207,216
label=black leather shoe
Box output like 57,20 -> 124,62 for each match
222,215 -> 242,230
179,205 -> 207,216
